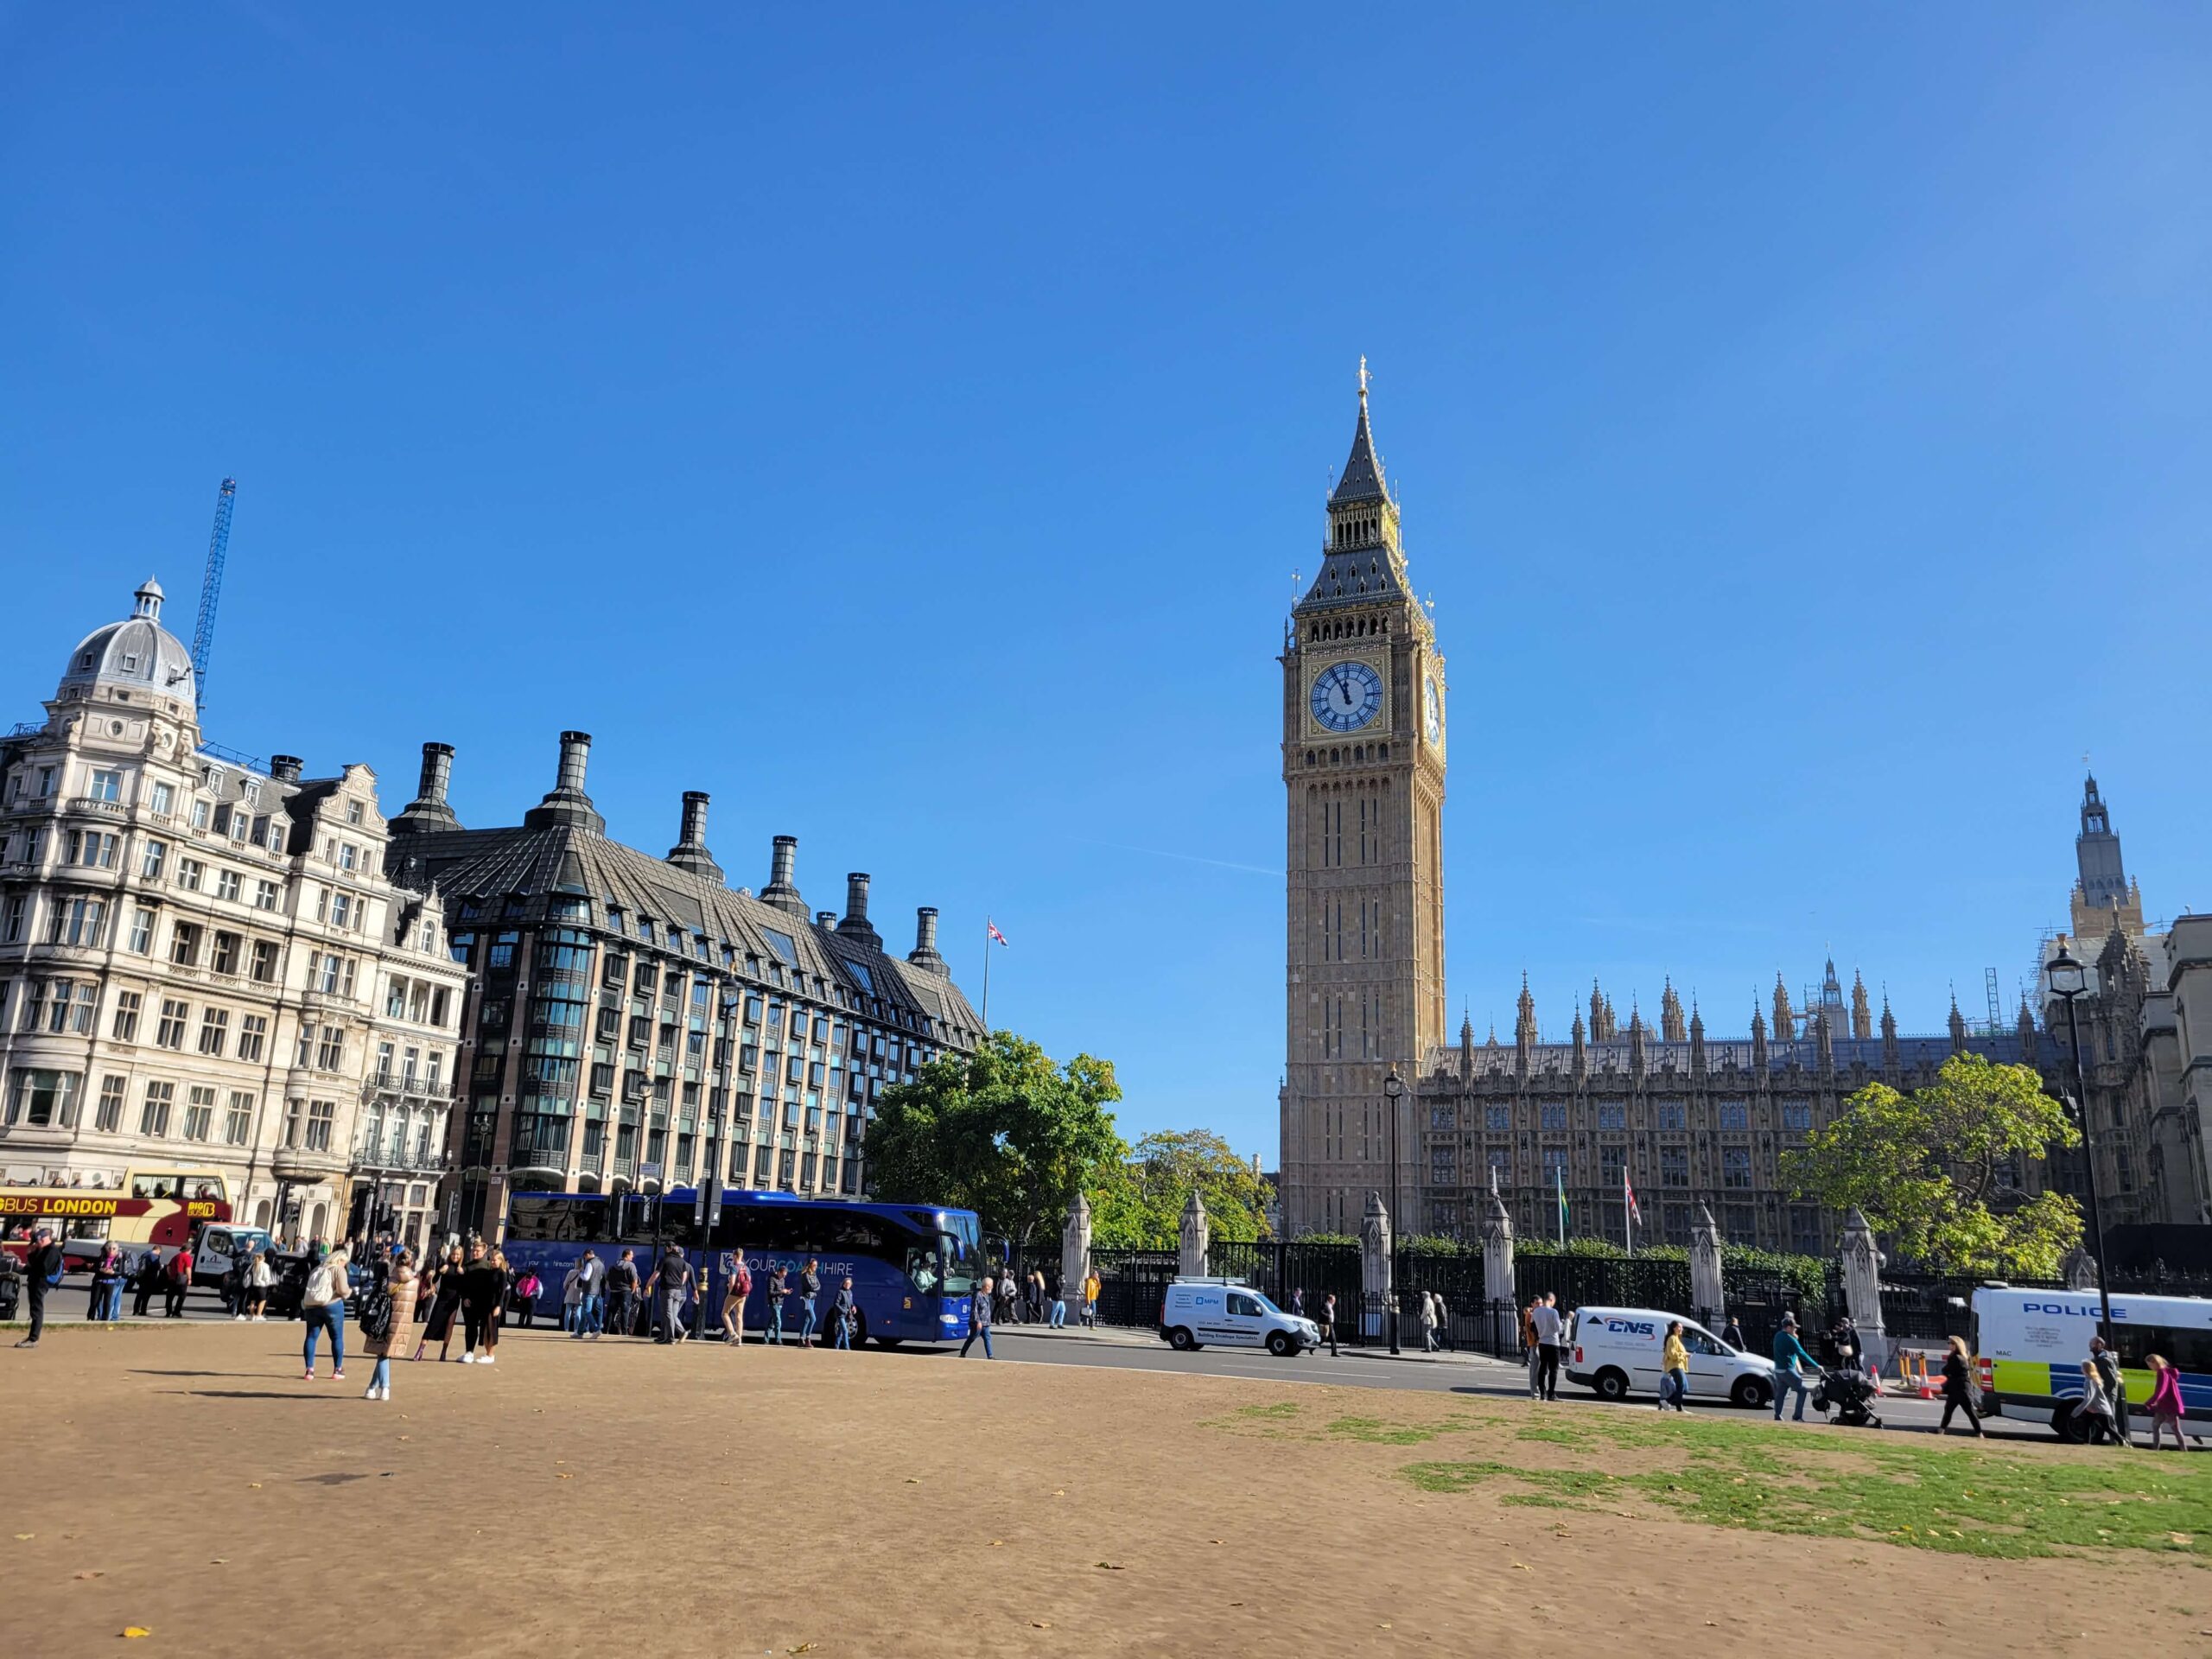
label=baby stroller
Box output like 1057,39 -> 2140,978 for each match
1811,1363 -> 1883,1428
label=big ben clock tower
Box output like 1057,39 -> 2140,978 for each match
1279,365 -> 1446,1238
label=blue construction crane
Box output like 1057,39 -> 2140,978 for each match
191,478 -> 237,703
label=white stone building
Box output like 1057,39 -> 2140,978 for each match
0,578 -> 465,1249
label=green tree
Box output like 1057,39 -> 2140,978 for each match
866,1031 -> 1124,1247
1090,1128 -> 1273,1248
1781,1052 -> 2083,1275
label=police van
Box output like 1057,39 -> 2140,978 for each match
1567,1305 -> 1777,1408
1157,1278 -> 1321,1357
1971,1284 -> 2209,1440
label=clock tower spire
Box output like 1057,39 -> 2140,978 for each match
1279,365 -> 1447,1239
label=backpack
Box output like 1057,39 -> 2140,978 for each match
44,1251 -> 65,1287
359,1289 -> 394,1342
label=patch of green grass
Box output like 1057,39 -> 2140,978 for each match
1399,1428 -> 2212,1561
1235,1402 -> 1300,1420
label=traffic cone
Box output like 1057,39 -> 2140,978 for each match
1915,1354 -> 1935,1400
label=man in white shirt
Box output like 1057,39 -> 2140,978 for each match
1529,1293 -> 1565,1401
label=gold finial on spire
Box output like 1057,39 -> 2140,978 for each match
1357,354 -> 1370,398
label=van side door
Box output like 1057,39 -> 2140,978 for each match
1224,1290 -> 1268,1346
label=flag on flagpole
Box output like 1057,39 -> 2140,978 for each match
1554,1164 -> 1567,1245
1624,1169 -> 1642,1255
988,919 -> 1009,946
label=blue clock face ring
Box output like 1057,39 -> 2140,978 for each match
1310,660 -> 1383,732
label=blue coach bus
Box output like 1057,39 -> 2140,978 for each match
499,1188 -> 981,1347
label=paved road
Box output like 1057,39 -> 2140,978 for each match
977,1327 -> 2199,1447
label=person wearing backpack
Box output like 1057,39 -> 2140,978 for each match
721,1255 -> 753,1347
360,1248 -> 419,1402
301,1247 -> 351,1382
131,1249 -> 163,1317
16,1226 -> 63,1347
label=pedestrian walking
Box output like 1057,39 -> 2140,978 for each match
1319,1292 -> 1339,1357
1531,1293 -> 1565,1401
1049,1273 -> 1067,1328
2088,1336 -> 2131,1446
1659,1320 -> 1690,1411
414,1243 -> 466,1361
513,1266 -> 543,1329
1937,1334 -> 1984,1437
1419,1289 -> 1439,1353
766,1262 -> 789,1344
961,1274 -> 995,1358
1434,1293 -> 1451,1351
2076,1360 -> 2125,1446
91,1243 -> 126,1322
1522,1298 -> 1543,1397
15,1226 -> 62,1347
577,1249 -> 606,1338
223,1249 -> 249,1319
301,1247 -> 351,1382
1719,1315 -> 1745,1351
798,1257 -> 822,1348
831,1274 -> 856,1351
562,1262 -> 586,1334
480,1247 -> 511,1360
721,1255 -> 753,1345
1083,1268 -> 1101,1329
361,1249 -> 420,1401
163,1240 -> 194,1317
605,1248 -> 641,1338
130,1248 -> 162,1317
645,1243 -> 694,1345
1770,1313 -> 1817,1422
2145,1354 -> 2188,1450
459,1240 -> 503,1363
247,1248 -> 273,1321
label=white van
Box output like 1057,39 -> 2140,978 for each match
1567,1306 -> 1777,1408
192,1223 -> 275,1290
1971,1285 -> 2210,1439
1158,1279 -> 1321,1357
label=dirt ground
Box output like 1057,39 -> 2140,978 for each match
3,1323 -> 2204,1657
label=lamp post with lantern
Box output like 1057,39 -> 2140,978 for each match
2045,940 -> 2116,1346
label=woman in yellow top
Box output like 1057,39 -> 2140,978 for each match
1659,1320 -> 1690,1413
1082,1269 -> 1102,1328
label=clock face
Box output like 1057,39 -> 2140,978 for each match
1310,660 -> 1383,733
1424,677 -> 1442,744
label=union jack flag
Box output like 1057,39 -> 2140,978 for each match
1624,1170 -> 1643,1228
988,919 -> 1009,947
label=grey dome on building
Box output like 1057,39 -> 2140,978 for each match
56,577 -> 197,710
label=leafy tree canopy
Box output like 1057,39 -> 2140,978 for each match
866,1032 -> 1123,1246
1781,1052 -> 2083,1275
1090,1128 -> 1273,1248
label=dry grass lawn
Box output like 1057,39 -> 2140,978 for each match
3,1322 -> 2207,1656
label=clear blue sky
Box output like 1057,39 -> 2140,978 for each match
4,7 -> 2208,1165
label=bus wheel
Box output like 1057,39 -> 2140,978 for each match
850,1310 -> 868,1349
2051,1403 -> 2088,1443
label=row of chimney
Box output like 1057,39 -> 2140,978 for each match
393,732 -> 948,973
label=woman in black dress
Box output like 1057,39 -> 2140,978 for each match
412,1243 -> 466,1362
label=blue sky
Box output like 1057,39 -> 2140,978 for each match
3,7 -> 2208,1164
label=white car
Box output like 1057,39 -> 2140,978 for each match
1567,1305 -> 1776,1408
1158,1278 -> 1320,1357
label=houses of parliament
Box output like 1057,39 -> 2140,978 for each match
1274,376 -> 2179,1250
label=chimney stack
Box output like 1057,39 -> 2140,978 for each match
836,872 -> 882,949
761,834 -> 807,916
907,905 -> 947,974
664,790 -> 723,881
522,729 -> 606,833
817,910 -> 838,927
391,741 -> 463,834
269,754 -> 303,784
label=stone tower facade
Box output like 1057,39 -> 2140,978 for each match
1279,372 -> 1447,1237
2069,772 -> 2145,939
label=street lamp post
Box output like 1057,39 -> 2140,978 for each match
1383,1067 -> 1405,1238
2045,941 -> 2116,1346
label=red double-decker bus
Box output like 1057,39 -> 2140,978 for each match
0,1167 -> 232,1270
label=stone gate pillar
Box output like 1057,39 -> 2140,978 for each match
1839,1206 -> 1891,1371
1361,1190 -> 1394,1340
1482,1185 -> 1516,1353
1178,1190 -> 1210,1280
1062,1191 -> 1092,1321
1689,1203 -> 1726,1330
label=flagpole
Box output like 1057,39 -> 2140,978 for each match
1624,1168 -> 1633,1257
982,915 -> 993,1032
1556,1165 -> 1565,1248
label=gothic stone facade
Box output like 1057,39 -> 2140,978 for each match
0,579 -> 465,1249
384,733 -> 982,1239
